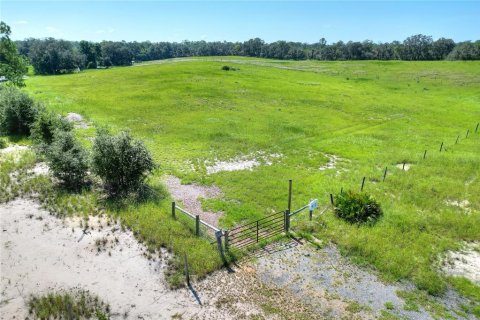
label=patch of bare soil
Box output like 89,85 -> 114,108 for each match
65,112 -> 90,129
0,199 -> 207,319
0,199 -> 330,320
0,145 -> 29,162
256,241 -> 432,319
396,163 -> 412,171
205,152 -> 282,175
442,242 -> 480,284
319,154 -> 341,171
445,199 -> 472,214
163,176 -> 223,227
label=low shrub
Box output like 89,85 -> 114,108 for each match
31,109 -> 73,153
46,130 -> 89,189
0,138 -> 6,149
0,86 -> 39,135
334,191 -> 383,225
92,129 -> 155,196
221,65 -> 237,71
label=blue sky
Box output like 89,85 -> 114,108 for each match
1,1 -> 479,43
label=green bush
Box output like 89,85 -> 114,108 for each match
46,130 -> 89,189
92,129 -> 156,196
334,191 -> 383,224
0,86 -> 39,135
31,109 -> 73,153
0,138 -> 6,149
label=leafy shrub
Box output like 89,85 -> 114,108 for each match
221,65 -> 231,71
334,191 -> 383,224
92,129 -> 155,196
31,109 -> 73,153
46,130 -> 89,189
0,86 -> 39,135
0,138 -> 6,149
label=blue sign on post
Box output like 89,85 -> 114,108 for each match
308,199 -> 318,211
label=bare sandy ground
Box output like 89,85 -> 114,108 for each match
0,199 -> 219,319
0,199 -> 328,320
163,175 -> 223,227
442,242 -> 480,284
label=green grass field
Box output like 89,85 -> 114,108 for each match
23,57 -> 480,297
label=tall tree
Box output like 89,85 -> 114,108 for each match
0,22 -> 28,87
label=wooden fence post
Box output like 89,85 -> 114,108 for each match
195,215 -> 200,236
330,194 -> 334,206
383,167 -> 388,181
361,176 -> 366,192
402,161 -> 406,171
172,201 -> 176,219
309,210 -> 313,221
184,254 -> 190,285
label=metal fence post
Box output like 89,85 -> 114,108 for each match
330,194 -> 334,206
224,230 -> 229,251
383,167 -> 388,181
360,176 -> 366,192
184,254 -> 190,285
172,201 -> 176,219
439,142 -> 444,152
309,210 -> 313,221
288,179 -> 292,212
195,215 -> 200,236
285,209 -> 290,232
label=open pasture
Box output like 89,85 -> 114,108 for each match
25,57 -> 480,296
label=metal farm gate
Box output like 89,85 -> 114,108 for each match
225,210 -> 286,250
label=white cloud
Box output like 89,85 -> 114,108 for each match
14,20 -> 28,25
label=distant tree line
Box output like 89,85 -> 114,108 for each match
15,34 -> 480,75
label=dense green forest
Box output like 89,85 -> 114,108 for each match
13,34 -> 480,75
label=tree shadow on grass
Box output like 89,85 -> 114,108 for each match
101,182 -> 169,212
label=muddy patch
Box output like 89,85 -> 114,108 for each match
65,112 -> 90,129
163,176 -> 223,227
442,242 -> 480,284
205,152 -> 282,175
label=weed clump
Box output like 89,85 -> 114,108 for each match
28,289 -> 111,320
92,129 -> 156,197
334,191 -> 383,225
0,138 -> 6,149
